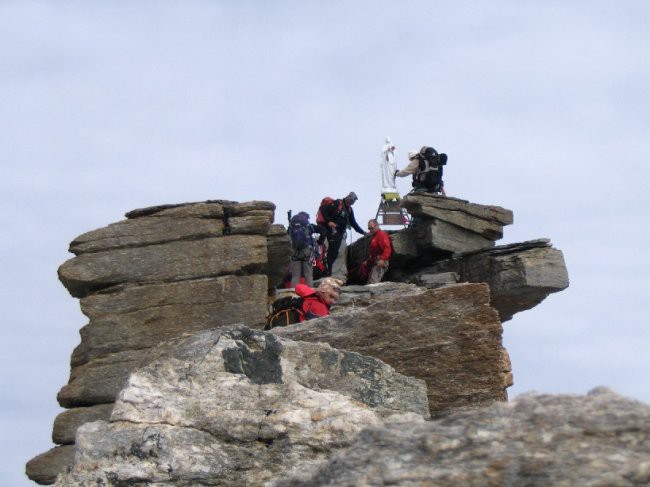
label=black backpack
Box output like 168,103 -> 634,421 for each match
414,146 -> 448,191
288,212 -> 314,261
264,296 -> 305,330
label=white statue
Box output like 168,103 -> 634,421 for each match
380,136 -> 398,194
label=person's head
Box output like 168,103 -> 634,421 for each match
408,150 -> 419,161
367,219 -> 380,235
344,191 -> 358,206
317,277 -> 343,305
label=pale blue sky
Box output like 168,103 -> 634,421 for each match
2,2 -> 649,485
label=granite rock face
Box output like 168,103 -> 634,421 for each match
349,193 -> 568,322
28,200 -> 286,484
25,446 -> 76,486
275,283 -> 510,417
54,326 -> 428,486
28,194 -> 571,485
349,195 -> 513,273
406,239 -> 569,321
72,275 -> 268,366
277,388 -> 650,486
52,404 -> 114,445
59,235 -> 268,298
401,193 -> 513,239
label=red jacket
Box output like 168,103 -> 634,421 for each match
368,229 -> 392,263
295,284 -> 330,321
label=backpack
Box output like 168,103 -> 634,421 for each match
315,197 -> 343,225
264,296 -> 305,330
312,242 -> 327,280
414,146 -> 448,192
288,212 -> 314,260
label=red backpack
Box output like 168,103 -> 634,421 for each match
315,197 -> 342,225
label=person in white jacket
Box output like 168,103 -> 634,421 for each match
395,149 -> 446,196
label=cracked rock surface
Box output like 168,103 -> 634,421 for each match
276,388 -> 650,486
54,325 -> 428,486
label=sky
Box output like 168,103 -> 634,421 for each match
1,1 -> 649,485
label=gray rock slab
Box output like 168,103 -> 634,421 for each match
265,224 -> 291,289
413,271 -> 460,288
69,217 -> 225,255
227,213 -> 272,235
414,218 -> 495,253
72,275 -> 268,366
58,234 -> 268,298
401,193 -> 514,226
57,349 -> 148,407
334,282 -> 422,309
275,283 -> 509,417
52,404 -> 114,445
277,388 -> 650,486
226,200 -> 276,216
25,445 -> 75,485
413,239 -> 570,321
54,326 -> 427,486
124,200 -> 275,219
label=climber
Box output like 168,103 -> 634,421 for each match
295,277 -> 343,320
395,146 -> 447,195
317,192 -> 367,282
359,219 -> 392,284
287,211 -> 319,287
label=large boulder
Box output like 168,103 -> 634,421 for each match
348,195 -> 515,277
275,282 -> 511,417
52,404 -> 114,445
29,200 -> 291,485
406,239 -> 570,321
400,193 -> 514,240
25,446 -> 75,486
68,216 -> 225,255
72,275 -> 267,366
54,326 -> 428,486
277,388 -> 650,486
58,235 -> 269,298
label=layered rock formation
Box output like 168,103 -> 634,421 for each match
275,282 -> 510,417
28,194 -> 573,485
27,200 -> 291,484
53,326 -> 428,486
276,388 -> 650,486
349,194 -> 568,321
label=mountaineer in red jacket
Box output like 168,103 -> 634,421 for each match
294,277 -> 343,320
363,219 -> 392,284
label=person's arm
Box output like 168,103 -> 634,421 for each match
378,232 -> 392,261
348,208 -> 366,235
295,283 -> 315,297
302,297 -> 329,319
395,159 -> 419,177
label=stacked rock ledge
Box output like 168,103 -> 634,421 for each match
28,200 -> 289,485
53,326 -> 428,486
27,195 -> 572,485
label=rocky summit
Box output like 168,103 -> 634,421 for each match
275,387 -> 650,486
32,195 -> 647,487
53,326 -> 428,486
